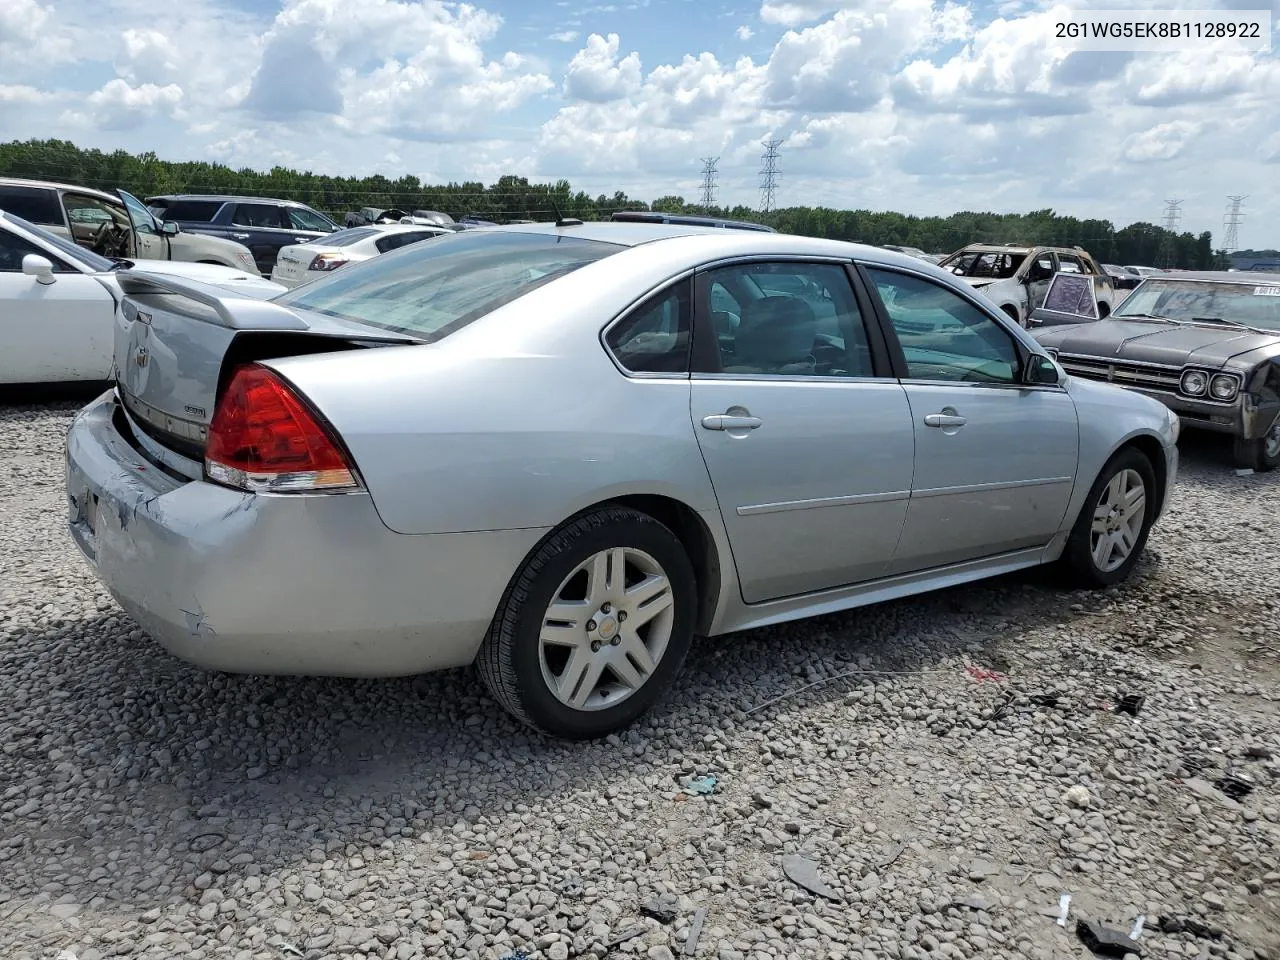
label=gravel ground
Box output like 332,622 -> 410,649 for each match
1,399 -> 1278,960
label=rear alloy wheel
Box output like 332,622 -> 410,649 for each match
1061,448 -> 1157,588
477,506 -> 697,739
1233,421 -> 1280,472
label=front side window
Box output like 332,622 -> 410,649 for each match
866,268 -> 1020,384
63,195 -> 128,230
0,227 -> 69,272
701,261 -> 874,377
233,204 -> 285,228
276,230 -> 624,340
287,207 -> 335,231
605,280 -> 691,374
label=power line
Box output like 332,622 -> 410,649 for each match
758,138 -> 784,213
1223,195 -> 1246,253
1157,198 -> 1182,268
698,156 -> 719,209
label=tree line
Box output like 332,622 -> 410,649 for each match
0,138 -> 1228,269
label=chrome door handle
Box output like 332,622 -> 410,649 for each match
230,232 -> 250,240
701,414 -> 762,431
924,413 -> 967,428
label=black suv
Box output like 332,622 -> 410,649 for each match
145,195 -> 338,275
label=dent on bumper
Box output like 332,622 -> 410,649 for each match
65,393 -> 548,678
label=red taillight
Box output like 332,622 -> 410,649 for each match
308,254 -> 348,272
205,364 -> 358,493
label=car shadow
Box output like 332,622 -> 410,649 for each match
0,434 -> 1267,923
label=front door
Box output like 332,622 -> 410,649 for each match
0,228 -> 115,383
861,265 -> 1080,574
117,190 -> 168,261
1023,251 -> 1057,313
689,259 -> 915,604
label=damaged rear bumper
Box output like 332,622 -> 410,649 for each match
64,391 -> 547,678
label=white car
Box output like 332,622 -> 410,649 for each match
0,211 -> 283,385
270,223 -> 451,289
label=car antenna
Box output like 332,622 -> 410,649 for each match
550,197 -> 582,228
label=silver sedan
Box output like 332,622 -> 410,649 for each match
65,222 -> 1180,739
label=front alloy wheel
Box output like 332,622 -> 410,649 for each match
477,505 -> 697,739
1062,448 -> 1157,587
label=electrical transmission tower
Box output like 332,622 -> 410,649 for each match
1157,198 -> 1183,268
1223,195 -> 1246,253
698,156 -> 719,209
758,138 -> 784,213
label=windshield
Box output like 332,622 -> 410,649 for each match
1115,279 -> 1280,330
1,212 -> 111,271
275,230 -> 624,339
941,250 -> 1026,279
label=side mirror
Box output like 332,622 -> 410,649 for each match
1025,353 -> 1062,386
160,220 -> 179,235
22,254 -> 55,285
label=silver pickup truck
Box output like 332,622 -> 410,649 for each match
0,178 -> 260,273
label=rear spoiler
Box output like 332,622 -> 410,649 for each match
117,271 -> 310,331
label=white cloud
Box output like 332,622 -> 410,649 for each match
737,25 -> 754,40
760,0 -> 845,27
82,78 -> 185,130
0,0 -> 73,65
563,33 -> 643,102
1121,120 -> 1202,163
117,29 -> 182,86
549,30 -> 579,42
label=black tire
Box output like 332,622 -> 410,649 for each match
1060,447 -> 1158,588
1233,429 -> 1280,472
476,505 -> 698,739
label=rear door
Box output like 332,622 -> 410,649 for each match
0,226 -> 115,384
230,203 -> 293,274
688,258 -> 915,603
860,264 -> 1079,574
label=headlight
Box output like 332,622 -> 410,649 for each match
1209,373 -> 1240,402
1180,369 -> 1208,397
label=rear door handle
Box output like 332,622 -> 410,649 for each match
924,413 -> 967,428
230,232 -> 250,240
701,414 -> 763,431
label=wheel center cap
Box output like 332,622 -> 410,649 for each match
596,617 -> 618,640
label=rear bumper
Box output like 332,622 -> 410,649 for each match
65,392 -> 548,678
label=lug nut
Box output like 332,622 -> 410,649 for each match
586,619 -> 597,631
610,636 -> 621,646
591,640 -> 602,652
601,603 -> 611,614
617,611 -> 627,622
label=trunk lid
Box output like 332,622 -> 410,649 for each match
113,271 -> 418,466
272,243 -> 326,286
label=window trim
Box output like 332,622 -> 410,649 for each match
598,272 -> 696,380
688,256 -> 896,383
855,261 -> 1064,393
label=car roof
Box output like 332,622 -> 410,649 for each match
1144,270 -> 1280,285
148,194 -> 313,207
472,220 -> 937,265
0,177 -> 118,201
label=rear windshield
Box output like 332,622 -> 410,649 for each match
1115,279 -> 1280,330
275,230 -> 624,340
317,226 -> 379,246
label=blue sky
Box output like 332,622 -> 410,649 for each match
1,0 -> 1278,246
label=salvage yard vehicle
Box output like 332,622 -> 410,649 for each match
939,243 -> 1116,326
270,223 -> 452,289
64,223 -> 1178,739
0,211 -> 283,385
0,178 -> 260,274
1032,271 -> 1280,471
611,210 -> 776,232
145,194 -> 338,275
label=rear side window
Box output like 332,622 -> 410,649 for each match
374,231 -> 440,253
605,280 -> 692,374
156,200 -> 223,221
0,186 -> 62,225
276,230 -> 624,340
